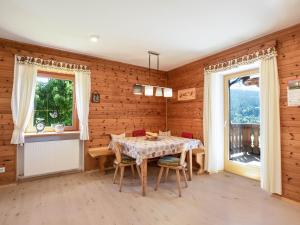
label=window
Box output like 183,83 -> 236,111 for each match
229,74 -> 260,124
27,71 -> 78,132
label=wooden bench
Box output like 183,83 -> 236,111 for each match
88,147 -> 114,175
192,147 -> 205,175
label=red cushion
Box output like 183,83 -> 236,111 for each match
132,129 -> 146,137
181,132 -> 193,139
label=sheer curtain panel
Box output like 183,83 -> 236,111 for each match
203,71 -> 225,173
75,71 -> 91,140
11,58 -> 37,144
260,56 -> 282,194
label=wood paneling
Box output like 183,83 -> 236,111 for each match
1,23 -> 300,202
0,38 -> 166,184
167,23 -> 300,202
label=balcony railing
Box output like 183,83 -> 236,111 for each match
229,123 -> 260,157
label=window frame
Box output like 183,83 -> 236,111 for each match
26,71 -> 78,133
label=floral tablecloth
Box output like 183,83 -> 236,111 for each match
112,136 -> 202,165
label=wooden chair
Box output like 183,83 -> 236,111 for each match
132,129 -> 146,137
112,143 -> 141,192
155,149 -> 188,197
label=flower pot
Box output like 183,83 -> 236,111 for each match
54,124 -> 65,133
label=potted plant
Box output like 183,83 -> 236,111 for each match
50,110 -> 65,133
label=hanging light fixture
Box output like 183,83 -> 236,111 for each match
155,87 -> 163,96
145,85 -> 154,96
133,51 -> 172,97
133,84 -> 143,95
164,88 -> 173,98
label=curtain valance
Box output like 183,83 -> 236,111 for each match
204,46 -> 277,73
16,55 -> 90,73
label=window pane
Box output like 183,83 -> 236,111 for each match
34,76 -> 74,127
229,75 -> 260,124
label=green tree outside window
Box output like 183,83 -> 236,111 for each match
34,77 -> 74,127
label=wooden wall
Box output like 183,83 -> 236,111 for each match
0,39 -> 167,184
1,24 -> 299,202
167,23 -> 300,202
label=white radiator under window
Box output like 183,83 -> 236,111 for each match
23,139 -> 81,177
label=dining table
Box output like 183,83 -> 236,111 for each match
113,135 -> 202,196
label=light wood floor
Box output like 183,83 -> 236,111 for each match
0,168 -> 300,225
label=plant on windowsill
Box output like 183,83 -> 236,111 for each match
54,123 -> 65,133
50,110 -> 65,133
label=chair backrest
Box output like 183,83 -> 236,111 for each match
132,129 -> 146,137
179,148 -> 187,166
113,143 -> 122,163
181,132 -> 193,139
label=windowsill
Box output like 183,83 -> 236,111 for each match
24,131 -> 80,138
24,131 -> 81,143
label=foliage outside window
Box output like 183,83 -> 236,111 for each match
29,73 -> 77,131
229,75 -> 260,124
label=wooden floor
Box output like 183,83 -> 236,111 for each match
0,168 -> 300,225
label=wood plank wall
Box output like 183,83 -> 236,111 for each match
167,23 -> 300,202
0,39 -> 167,184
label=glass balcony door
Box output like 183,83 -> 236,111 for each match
224,69 -> 261,180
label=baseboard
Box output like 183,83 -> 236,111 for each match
0,183 -> 17,189
17,169 -> 82,183
272,194 -> 300,206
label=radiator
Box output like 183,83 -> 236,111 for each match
24,139 -> 81,177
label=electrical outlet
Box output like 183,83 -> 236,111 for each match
0,167 -> 5,173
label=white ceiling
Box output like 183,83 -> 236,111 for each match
0,0 -> 300,71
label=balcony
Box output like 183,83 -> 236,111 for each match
229,123 -> 260,166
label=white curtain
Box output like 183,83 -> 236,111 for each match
11,60 -> 37,144
260,56 -> 282,194
75,71 -> 91,140
203,71 -> 224,173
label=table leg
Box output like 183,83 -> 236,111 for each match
141,159 -> 148,196
187,150 -> 193,181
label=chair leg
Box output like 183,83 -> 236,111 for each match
182,168 -> 188,188
155,167 -> 164,191
164,168 -> 169,183
175,169 -> 182,197
113,165 -> 119,184
131,164 -> 135,178
119,167 -> 125,192
136,165 -> 141,180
